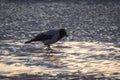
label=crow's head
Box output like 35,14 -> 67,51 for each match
60,29 -> 68,37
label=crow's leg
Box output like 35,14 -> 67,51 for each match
47,45 -> 51,50
46,45 -> 54,51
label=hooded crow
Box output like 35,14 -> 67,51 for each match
25,29 -> 68,49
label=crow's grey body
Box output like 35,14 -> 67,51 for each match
25,29 -> 68,49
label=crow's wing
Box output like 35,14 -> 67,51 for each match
33,33 -> 53,41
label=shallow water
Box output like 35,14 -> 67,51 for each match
0,40 -> 120,78
0,0 -> 120,79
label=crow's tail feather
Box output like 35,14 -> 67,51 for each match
25,39 -> 34,44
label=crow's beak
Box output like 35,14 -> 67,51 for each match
65,34 -> 68,37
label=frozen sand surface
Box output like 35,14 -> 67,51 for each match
0,41 -> 120,78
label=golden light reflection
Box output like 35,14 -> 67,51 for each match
0,41 -> 120,77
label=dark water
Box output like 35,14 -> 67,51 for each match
0,0 -> 120,43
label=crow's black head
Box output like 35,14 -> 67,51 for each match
59,29 -> 68,37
